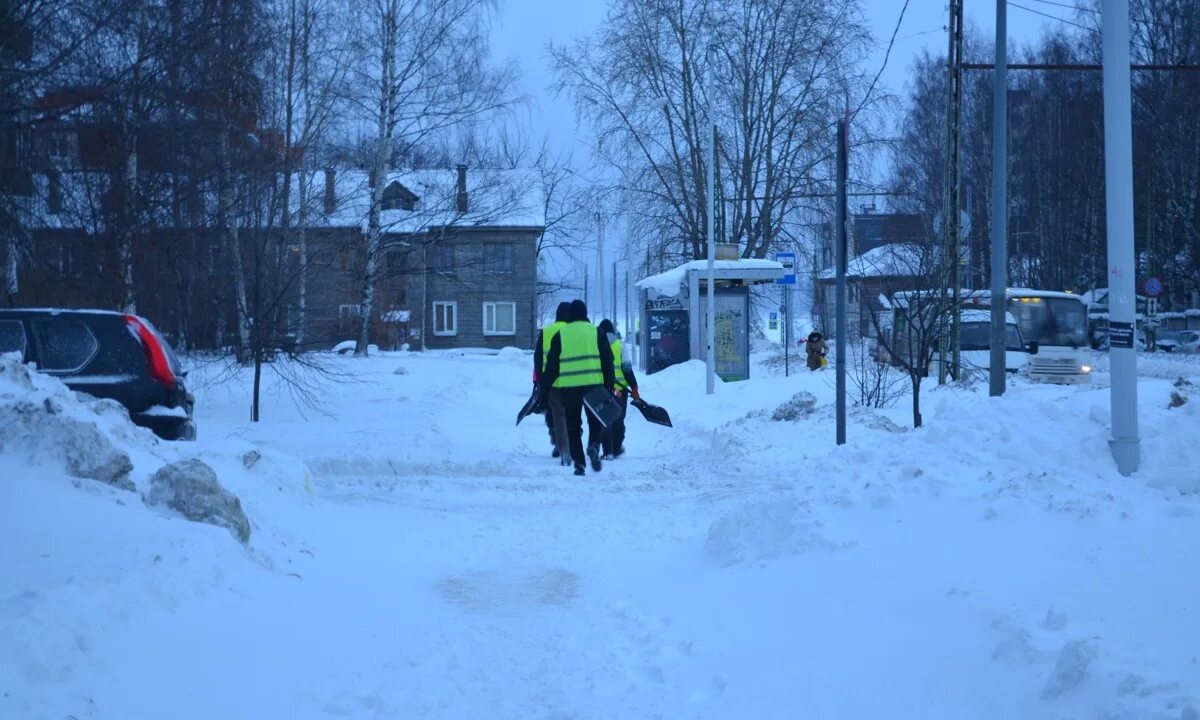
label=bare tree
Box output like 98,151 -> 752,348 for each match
348,0 -> 517,356
551,0 -> 873,269
856,243 -> 956,428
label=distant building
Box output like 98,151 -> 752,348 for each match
12,160 -> 546,350
813,210 -> 926,337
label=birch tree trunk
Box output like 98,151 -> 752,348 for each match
220,127 -> 252,362
4,232 -> 17,307
355,0 -> 397,357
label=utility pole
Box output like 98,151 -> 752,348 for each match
1102,0 -> 1140,475
705,46 -> 716,396
836,116 -> 849,446
596,212 -> 606,318
990,0 -> 1008,397
940,0 -> 965,384
611,260 -> 617,324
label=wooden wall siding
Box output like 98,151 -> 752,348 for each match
20,223 -> 542,352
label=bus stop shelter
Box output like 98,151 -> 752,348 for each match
634,259 -> 784,381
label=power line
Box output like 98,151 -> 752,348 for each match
1025,0 -> 1099,14
854,0 -> 912,120
1007,1 -> 1097,33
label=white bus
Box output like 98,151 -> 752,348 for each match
960,289 -> 1092,384
928,309 -> 1028,377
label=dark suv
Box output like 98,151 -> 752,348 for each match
0,309 -> 196,440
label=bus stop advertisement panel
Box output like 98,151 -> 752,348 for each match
701,286 -> 751,381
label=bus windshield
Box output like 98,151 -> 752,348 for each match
1007,297 -> 1088,348
959,322 -> 1024,352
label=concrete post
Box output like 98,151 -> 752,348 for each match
989,0 -> 1008,397
1102,0 -> 1140,475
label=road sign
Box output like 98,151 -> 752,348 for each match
775,252 -> 796,285
769,312 -> 777,320
1108,321 -> 1135,350
1143,276 -> 1163,298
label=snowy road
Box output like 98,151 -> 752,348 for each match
3,349 -> 1199,719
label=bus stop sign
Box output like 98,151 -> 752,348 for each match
1143,277 -> 1162,298
775,252 -> 796,285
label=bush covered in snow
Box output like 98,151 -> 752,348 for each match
144,459 -> 251,544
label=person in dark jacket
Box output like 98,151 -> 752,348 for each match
534,302 -> 572,462
598,318 -> 638,459
539,300 -> 615,476
806,331 -> 827,371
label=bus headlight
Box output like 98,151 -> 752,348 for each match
1081,364 -> 1093,373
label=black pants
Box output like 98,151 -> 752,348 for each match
602,392 -> 628,456
559,386 -> 604,467
546,388 -> 568,456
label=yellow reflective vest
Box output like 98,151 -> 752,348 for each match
553,321 -> 604,388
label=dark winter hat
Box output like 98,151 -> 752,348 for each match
808,331 -> 823,342
555,302 -> 571,322
569,299 -> 589,322
598,319 -> 615,335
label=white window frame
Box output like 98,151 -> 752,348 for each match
433,301 -> 458,336
482,301 -> 517,336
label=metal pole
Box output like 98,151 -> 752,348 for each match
612,260 -> 617,323
836,117 -> 848,446
1102,0 -> 1140,475
950,0 -> 964,381
989,0 -> 1008,397
597,213 -> 605,318
705,50 -> 716,396
784,286 -> 790,377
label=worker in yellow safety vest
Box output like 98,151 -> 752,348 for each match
539,300 -> 615,476
533,302 -> 571,464
597,318 -> 639,460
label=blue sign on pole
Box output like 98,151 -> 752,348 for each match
1143,276 -> 1163,298
775,252 -> 797,285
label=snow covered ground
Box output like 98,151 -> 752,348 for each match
2,347 -> 1199,719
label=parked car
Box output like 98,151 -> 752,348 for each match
0,309 -> 196,440
1154,329 -> 1183,352
1173,330 -> 1200,353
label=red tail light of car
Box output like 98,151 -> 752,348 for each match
123,315 -> 175,387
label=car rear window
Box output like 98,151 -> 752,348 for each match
0,320 -> 26,357
32,319 -> 100,373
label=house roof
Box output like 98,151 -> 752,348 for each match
819,243 -> 925,280
293,168 -> 546,233
14,166 -> 546,233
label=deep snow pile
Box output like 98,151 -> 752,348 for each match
3,347 -> 1199,719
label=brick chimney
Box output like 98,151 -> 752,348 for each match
455,164 -> 468,213
323,167 -> 336,214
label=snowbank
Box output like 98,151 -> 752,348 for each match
4,347 -> 1199,719
0,353 -> 137,489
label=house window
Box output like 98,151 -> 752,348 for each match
339,304 -> 360,321
433,301 -> 457,336
386,249 -> 407,272
483,302 -> 516,336
47,170 -> 62,214
435,244 -> 455,275
485,243 -> 514,273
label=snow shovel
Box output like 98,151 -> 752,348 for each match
515,387 -> 546,426
631,397 -> 673,428
582,387 -> 623,429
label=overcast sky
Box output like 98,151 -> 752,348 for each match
490,0 -> 1089,163
489,0 -> 1089,304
